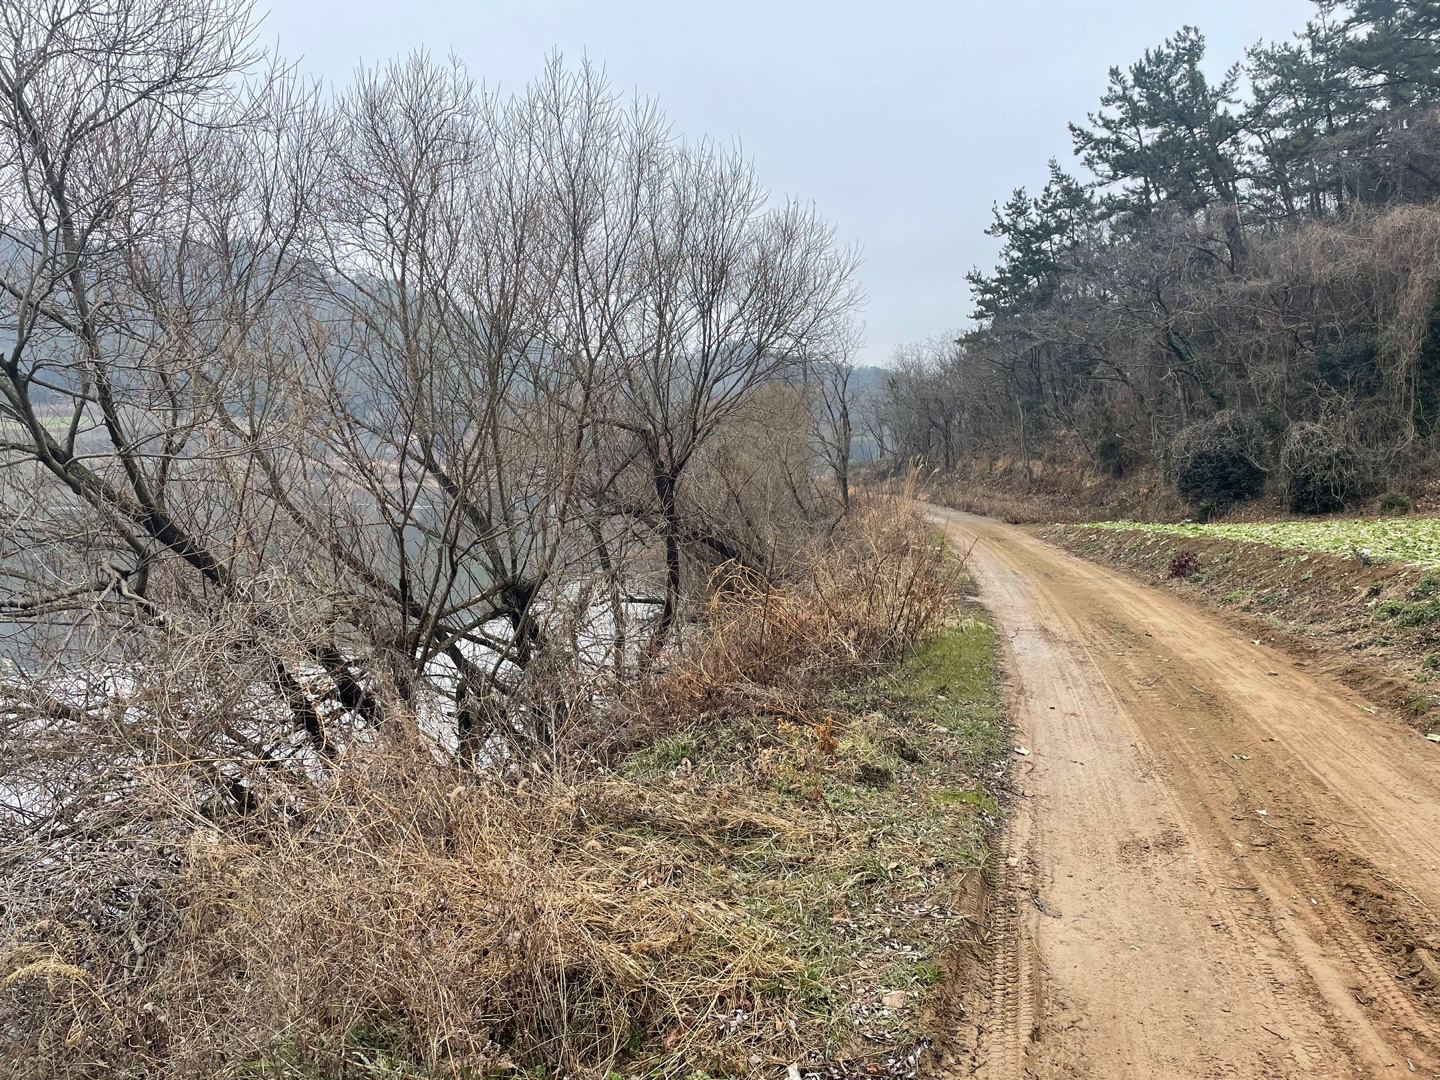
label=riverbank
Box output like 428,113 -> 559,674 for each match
3,498 -> 1008,1080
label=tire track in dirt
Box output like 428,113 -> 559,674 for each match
926,507 -> 1440,1079
976,788 -> 1039,1077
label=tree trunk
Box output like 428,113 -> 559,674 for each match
1017,398 -> 1033,487
647,469 -> 682,659
1221,201 -> 1247,273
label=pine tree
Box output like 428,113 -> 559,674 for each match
966,161 -> 1097,321
1344,0 -> 1440,109
1070,27 -> 1245,221
1246,2 -> 1367,216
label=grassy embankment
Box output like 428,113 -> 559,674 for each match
596,612 -> 1006,1078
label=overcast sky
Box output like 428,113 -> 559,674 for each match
263,0 -> 1316,365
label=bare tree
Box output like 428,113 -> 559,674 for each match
597,149 -> 860,651
0,0 -> 865,785
0,0 -> 351,748
799,319 -> 863,513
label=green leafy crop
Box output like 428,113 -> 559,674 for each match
1082,517 -> 1440,568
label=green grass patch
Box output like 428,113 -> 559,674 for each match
932,786 -> 999,817
1410,573 -> 1440,600
602,611 -> 1006,1072
899,616 -> 995,700
895,613 -> 1006,762
622,730 -> 701,780
1376,599 -> 1440,627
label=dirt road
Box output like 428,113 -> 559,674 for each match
927,507 -> 1440,1079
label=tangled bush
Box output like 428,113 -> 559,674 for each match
1168,411 -> 1269,518
1280,423 -> 1365,514
1167,551 -> 1202,579
1,493 -> 962,1079
650,493 -> 961,713
1379,490 -> 1413,515
1092,430 -> 1138,479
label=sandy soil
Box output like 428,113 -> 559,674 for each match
927,507 -> 1440,1079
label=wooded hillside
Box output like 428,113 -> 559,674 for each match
875,1 -> 1440,517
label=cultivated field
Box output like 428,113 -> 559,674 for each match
1083,516 -> 1440,568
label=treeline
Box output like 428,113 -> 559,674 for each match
874,0 -> 1440,515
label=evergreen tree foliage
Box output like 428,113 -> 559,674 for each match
1344,0 -> 1440,109
1069,27 -> 1245,220
1246,2 -> 1368,215
966,162 -> 1096,320
883,2 -> 1440,504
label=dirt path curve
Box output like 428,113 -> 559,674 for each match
926,507 -> 1440,1080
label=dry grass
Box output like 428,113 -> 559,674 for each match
4,751 -> 836,1077
645,492 -> 960,716
922,456 -> 1192,525
1,494 -> 1000,1080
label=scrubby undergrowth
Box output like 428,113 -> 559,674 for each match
2,498 -> 1006,1080
1169,411 -> 1270,518
921,456 -> 1191,526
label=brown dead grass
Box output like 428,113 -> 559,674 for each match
1,494 -> 993,1080
647,491 -> 960,715
923,457 -> 1192,525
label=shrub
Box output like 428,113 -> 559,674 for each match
1280,422 -> 1365,514
1169,411 -> 1269,517
1313,332 -> 1383,397
1093,431 -> 1137,479
650,493 -> 962,711
1167,551 -> 1202,579
1379,490 -> 1413,515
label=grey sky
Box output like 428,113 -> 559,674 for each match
264,0 -> 1316,364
